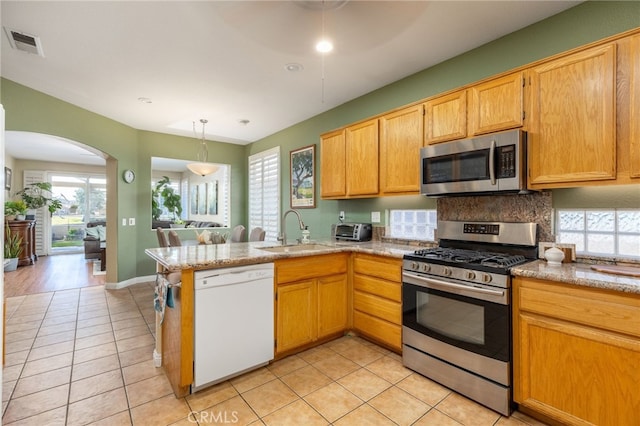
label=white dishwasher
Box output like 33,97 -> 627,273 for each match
193,263 -> 274,390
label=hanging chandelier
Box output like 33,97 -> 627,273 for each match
187,119 -> 219,176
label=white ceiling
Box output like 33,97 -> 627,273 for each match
1,0 -> 581,164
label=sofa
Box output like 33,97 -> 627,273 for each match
83,221 -> 106,259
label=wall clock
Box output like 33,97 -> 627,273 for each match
123,169 -> 135,184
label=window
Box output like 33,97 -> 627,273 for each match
50,173 -> 106,254
151,174 -> 182,221
249,147 -> 280,242
389,209 -> 437,240
556,209 -> 640,258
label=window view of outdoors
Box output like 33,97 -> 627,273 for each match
51,174 -> 106,253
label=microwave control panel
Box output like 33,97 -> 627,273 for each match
496,145 -> 516,178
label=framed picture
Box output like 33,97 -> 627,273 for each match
290,144 -> 315,208
4,167 -> 11,191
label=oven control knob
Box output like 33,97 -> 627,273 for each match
422,264 -> 431,273
465,271 -> 476,280
411,262 -> 419,270
442,267 -> 452,277
481,273 -> 492,283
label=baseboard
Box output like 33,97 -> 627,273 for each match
105,274 -> 157,290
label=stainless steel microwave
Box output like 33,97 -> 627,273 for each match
420,129 -> 529,197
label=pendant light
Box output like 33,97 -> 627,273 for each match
187,119 -> 219,176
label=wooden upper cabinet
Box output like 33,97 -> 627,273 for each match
379,105 -> 423,194
345,118 -> 379,196
468,72 -> 525,136
528,44 -> 617,188
320,129 -> 346,198
630,34 -> 640,178
424,90 -> 466,144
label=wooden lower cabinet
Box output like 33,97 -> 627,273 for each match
352,253 -> 402,352
275,254 -> 348,356
513,277 -> 640,425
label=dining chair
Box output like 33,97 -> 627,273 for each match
229,225 -> 246,243
168,230 -> 182,247
249,227 -> 266,242
156,227 -> 169,248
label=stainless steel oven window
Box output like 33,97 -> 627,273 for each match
416,291 -> 484,345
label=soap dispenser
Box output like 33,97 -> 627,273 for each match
301,226 -> 310,244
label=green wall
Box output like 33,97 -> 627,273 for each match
2,1 -> 639,282
251,1 -> 640,234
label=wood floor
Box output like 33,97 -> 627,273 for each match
3,253 -> 105,298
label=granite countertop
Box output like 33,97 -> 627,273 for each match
511,260 -> 640,295
145,240 -> 418,272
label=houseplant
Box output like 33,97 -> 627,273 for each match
4,200 -> 28,220
152,176 -> 183,223
4,227 -> 23,272
16,182 -> 63,216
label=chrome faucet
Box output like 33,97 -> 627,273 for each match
278,209 -> 305,245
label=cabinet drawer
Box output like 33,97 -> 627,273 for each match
352,254 -> 401,282
353,310 -> 401,350
276,253 -> 348,284
353,290 -> 401,325
353,274 -> 401,302
516,278 -> 640,338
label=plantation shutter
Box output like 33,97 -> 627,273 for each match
23,170 -> 48,255
248,147 -> 280,242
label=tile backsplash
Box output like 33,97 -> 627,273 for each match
437,191 -> 553,243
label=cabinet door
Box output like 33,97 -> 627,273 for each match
528,44 -> 617,187
424,90 -> 467,144
516,312 -> 640,425
630,34 -> 640,178
276,280 -> 316,354
345,119 -> 379,196
379,105 -> 423,194
320,129 -> 346,198
468,72 -> 525,136
317,274 -> 348,338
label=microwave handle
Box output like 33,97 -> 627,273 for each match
489,139 -> 496,185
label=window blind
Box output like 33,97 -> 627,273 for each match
248,147 -> 280,241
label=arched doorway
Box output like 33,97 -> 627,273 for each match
4,131 -> 110,266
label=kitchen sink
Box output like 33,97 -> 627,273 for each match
258,244 -> 333,253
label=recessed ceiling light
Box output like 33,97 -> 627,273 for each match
238,119 -> 250,126
315,39 -> 333,53
137,97 -> 152,104
284,63 -> 303,72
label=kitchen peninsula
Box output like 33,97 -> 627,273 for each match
145,240 -> 420,397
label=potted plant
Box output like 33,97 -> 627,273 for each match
152,176 -> 183,223
16,182 -> 63,217
4,200 -> 28,220
4,227 -> 23,272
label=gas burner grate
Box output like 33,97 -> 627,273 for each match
480,254 -> 526,268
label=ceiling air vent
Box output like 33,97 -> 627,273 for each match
3,27 -> 45,57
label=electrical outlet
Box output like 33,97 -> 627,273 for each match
339,211 -> 345,221
122,218 -> 127,226
371,211 -> 381,223
129,217 -> 135,226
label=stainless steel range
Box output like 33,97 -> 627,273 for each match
402,220 -> 537,416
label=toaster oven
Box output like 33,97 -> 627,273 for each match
332,223 -> 372,242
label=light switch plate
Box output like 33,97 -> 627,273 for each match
129,217 -> 135,226
371,211 -> 381,223
122,218 -> 127,226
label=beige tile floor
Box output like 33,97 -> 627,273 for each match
2,283 -> 548,425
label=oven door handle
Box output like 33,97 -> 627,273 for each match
489,139 -> 496,186
403,272 -> 505,298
